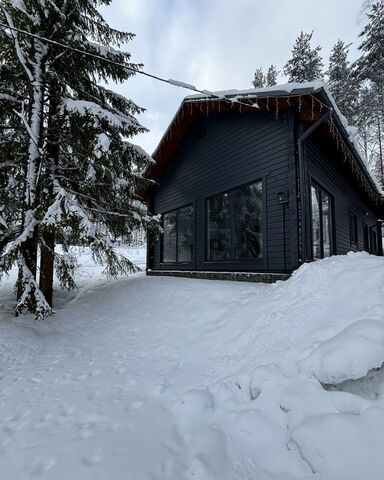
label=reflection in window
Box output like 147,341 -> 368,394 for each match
322,194 -> 331,257
363,223 -> 369,252
207,180 -> 263,261
311,184 -> 332,259
370,228 -> 378,255
163,212 -> 177,262
349,212 -> 358,246
311,187 -> 321,259
162,205 -> 194,263
178,206 -> 194,262
207,193 -> 231,260
233,183 -> 263,259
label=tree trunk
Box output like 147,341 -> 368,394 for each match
378,116 -> 383,189
39,230 -> 55,307
17,231 -> 38,303
39,83 -> 60,306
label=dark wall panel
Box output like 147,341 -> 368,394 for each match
305,140 -> 380,256
151,110 -> 293,273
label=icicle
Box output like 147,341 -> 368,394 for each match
266,97 -> 270,111
239,101 -> 242,113
200,102 -> 203,113
206,101 -> 209,116
218,100 -> 221,113
275,98 -> 279,120
286,97 -> 291,107
190,102 -> 193,116
298,96 -> 302,113
311,97 -> 314,120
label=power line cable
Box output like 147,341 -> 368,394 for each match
0,21 -> 330,113
0,21 -> 222,98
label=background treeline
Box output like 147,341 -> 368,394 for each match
251,1 -> 383,188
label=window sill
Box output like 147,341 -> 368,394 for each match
204,259 -> 264,263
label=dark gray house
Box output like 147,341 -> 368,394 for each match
144,82 -> 383,280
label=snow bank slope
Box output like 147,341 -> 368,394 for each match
1,252 -> 384,480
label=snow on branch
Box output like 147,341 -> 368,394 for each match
3,212 -> 38,256
15,256 -> 52,317
0,93 -> 22,103
1,6 -> 34,82
10,0 -> 29,16
62,98 -> 140,130
85,40 -> 126,59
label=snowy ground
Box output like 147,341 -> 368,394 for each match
1,249 -> 384,480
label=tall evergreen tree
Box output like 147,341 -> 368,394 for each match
0,0 -> 158,317
252,67 -> 265,88
354,0 -> 384,187
358,0 -> 384,85
265,65 -> 278,86
327,40 -> 358,123
284,31 -> 323,82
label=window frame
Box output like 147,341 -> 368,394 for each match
205,179 -> 264,262
370,226 -> 378,255
349,211 -> 358,247
309,181 -> 334,260
161,203 -> 194,264
363,222 -> 369,252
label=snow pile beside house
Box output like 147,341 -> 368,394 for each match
0,252 -> 384,479
298,319 -> 384,384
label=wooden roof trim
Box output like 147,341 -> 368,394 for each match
144,87 -> 383,209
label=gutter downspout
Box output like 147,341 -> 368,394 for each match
297,111 -> 331,263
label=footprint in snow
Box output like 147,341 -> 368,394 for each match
81,449 -> 102,466
30,377 -> 42,384
239,298 -> 250,306
30,457 -> 56,476
130,400 -> 143,410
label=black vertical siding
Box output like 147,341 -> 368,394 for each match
304,140 -> 380,256
151,110 -> 293,273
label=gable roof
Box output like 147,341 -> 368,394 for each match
145,81 -> 383,209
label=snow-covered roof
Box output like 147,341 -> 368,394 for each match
149,81 -> 383,202
185,80 -> 326,100
186,81 -> 381,194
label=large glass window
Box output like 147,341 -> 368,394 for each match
370,228 -> 378,255
207,193 -> 231,261
163,211 -> 177,262
363,223 -> 369,252
178,206 -> 194,262
162,205 -> 194,263
311,184 -> 333,259
207,180 -> 263,261
349,212 -> 358,246
233,183 -> 263,259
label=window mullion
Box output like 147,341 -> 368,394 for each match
319,190 -> 324,258
230,191 -> 235,260
176,209 -> 179,263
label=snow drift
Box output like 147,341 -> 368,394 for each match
0,251 -> 384,479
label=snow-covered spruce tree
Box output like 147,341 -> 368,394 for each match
354,1 -> 384,187
283,31 -> 323,83
0,13 -> 33,300
265,65 -> 278,86
252,67 -> 265,88
0,0 -> 157,317
327,40 -> 359,124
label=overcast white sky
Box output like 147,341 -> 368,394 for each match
100,0 -> 366,154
